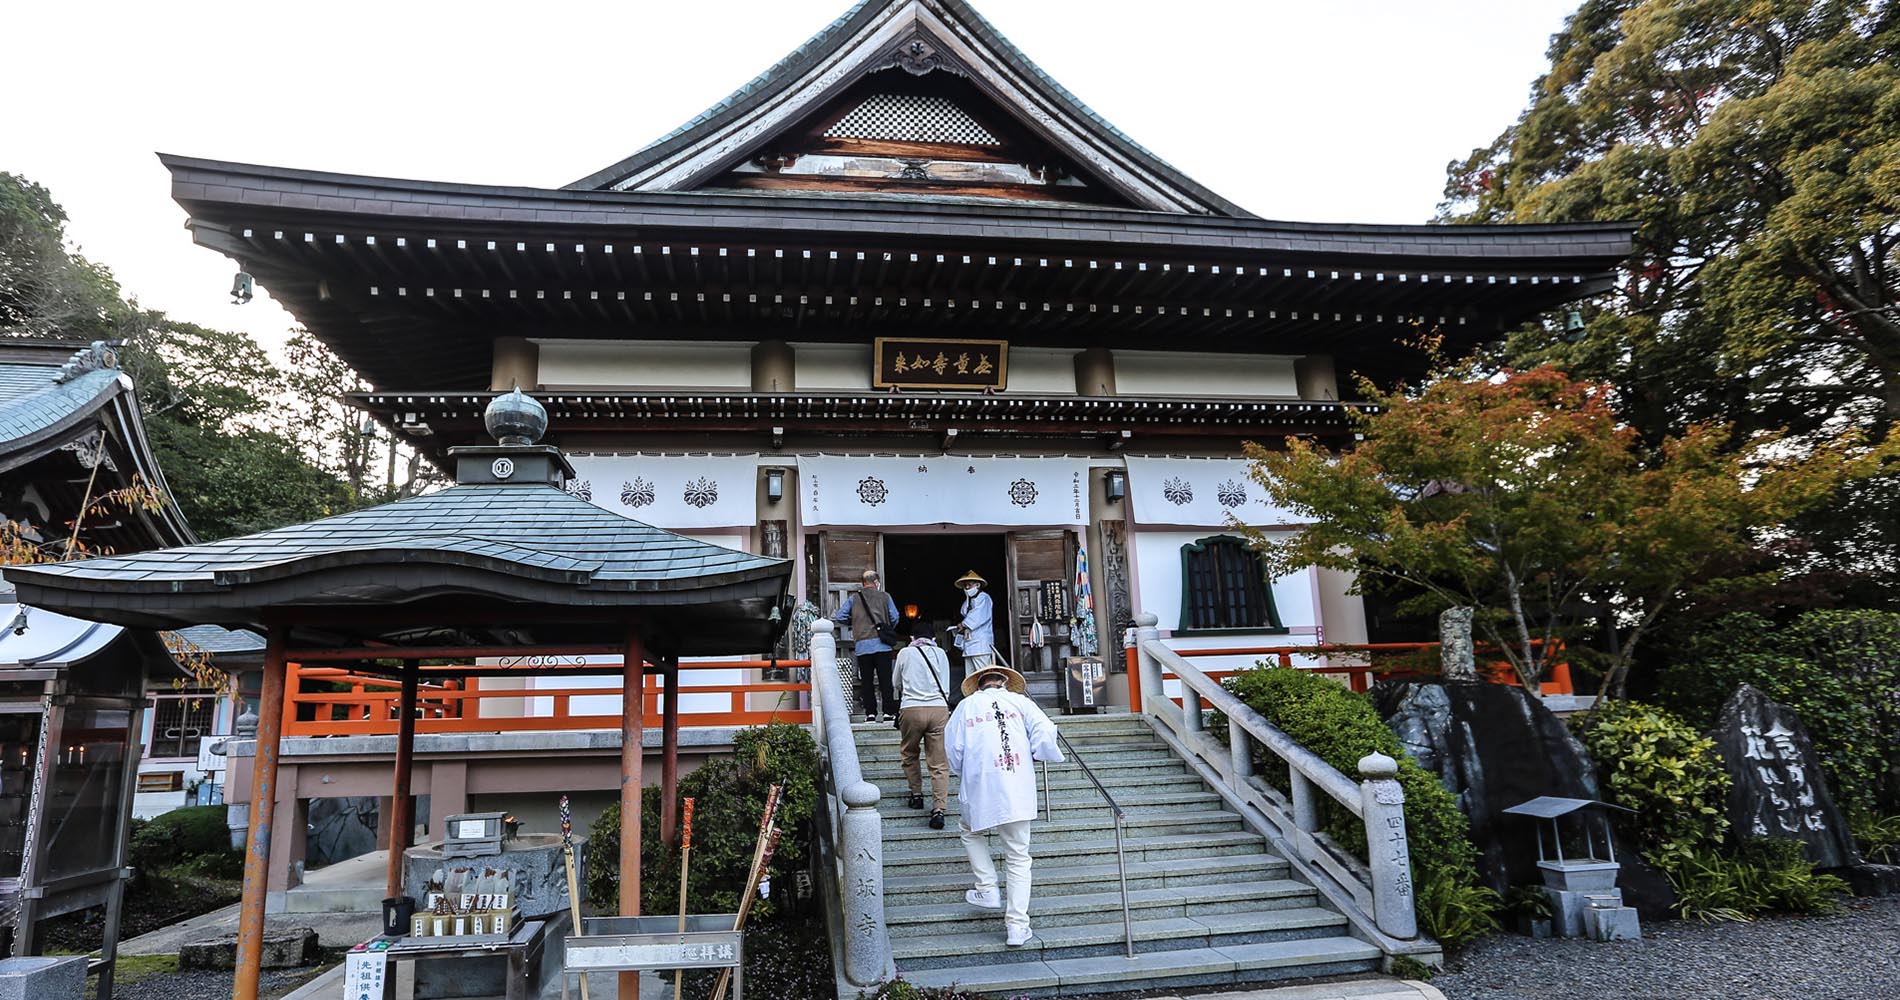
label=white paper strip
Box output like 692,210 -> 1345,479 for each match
564,455 -> 761,529
1124,457 -> 1298,527
798,455 -> 1088,527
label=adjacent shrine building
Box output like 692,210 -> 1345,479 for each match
157,0 -> 1630,707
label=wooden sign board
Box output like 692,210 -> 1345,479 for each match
874,338 -> 1008,391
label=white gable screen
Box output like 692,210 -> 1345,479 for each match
1123,457 -> 1300,528
798,455 -> 1087,527
563,455 -> 760,529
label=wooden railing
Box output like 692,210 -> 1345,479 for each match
1124,637 -> 1573,710
281,659 -> 812,737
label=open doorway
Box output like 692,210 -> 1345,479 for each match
883,533 -> 1007,691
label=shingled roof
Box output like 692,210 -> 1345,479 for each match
3,440 -> 792,655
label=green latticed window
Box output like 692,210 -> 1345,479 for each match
1179,535 -> 1283,631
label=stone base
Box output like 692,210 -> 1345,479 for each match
178,927 -> 319,970
1583,904 -> 1642,941
1546,887 -> 1625,938
0,955 -> 87,1000
1831,862 -> 1900,897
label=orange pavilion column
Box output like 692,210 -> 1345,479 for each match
619,625 -> 647,998
234,625 -> 289,1000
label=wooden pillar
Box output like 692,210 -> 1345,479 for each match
618,627 -> 647,998
661,654 -> 680,846
234,625 -> 289,1000
384,660 -> 420,899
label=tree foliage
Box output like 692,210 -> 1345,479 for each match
1244,367 -> 1890,690
1440,0 -> 1900,599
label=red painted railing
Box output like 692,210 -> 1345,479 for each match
281,659 -> 812,737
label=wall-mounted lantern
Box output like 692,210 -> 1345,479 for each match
764,468 -> 786,504
1104,470 -> 1127,505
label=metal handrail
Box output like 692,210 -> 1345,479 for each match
1051,729 -> 1137,959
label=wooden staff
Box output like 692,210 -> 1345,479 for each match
711,825 -> 781,1000
673,797 -> 696,1000
559,796 -> 590,1000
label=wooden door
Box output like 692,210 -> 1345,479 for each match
1007,530 -> 1075,672
819,531 -> 882,616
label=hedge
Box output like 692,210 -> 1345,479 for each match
1221,666 -> 1495,945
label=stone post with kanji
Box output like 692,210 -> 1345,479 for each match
1359,752 -> 1418,939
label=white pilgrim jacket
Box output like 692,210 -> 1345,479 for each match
945,687 -> 1064,832
955,590 -> 995,656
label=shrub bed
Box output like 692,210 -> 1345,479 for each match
587,722 -> 818,918
1221,666 -> 1497,946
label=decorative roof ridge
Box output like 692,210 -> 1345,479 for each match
560,0 -> 1253,217
52,340 -> 123,385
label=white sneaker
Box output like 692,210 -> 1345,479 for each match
1006,925 -> 1034,947
965,887 -> 1002,910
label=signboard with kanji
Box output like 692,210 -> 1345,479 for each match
873,338 -> 1008,390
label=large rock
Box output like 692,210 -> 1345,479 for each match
1713,685 -> 1862,869
178,927 -> 318,970
306,796 -> 379,867
1376,680 -> 1674,919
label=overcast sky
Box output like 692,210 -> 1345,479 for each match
4,0 -> 1574,360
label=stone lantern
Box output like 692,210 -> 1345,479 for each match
1502,795 -> 1642,941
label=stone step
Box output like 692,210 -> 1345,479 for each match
278,885 -> 385,914
893,906 -> 1347,969
857,740 -> 1170,762
881,831 -> 1267,875
881,854 -> 1292,899
880,786 -> 1225,819
853,720 -> 1154,742
882,809 -> 1242,846
895,935 -> 1385,996
858,756 -> 1189,786
886,879 -> 1318,936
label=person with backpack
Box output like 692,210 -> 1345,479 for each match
833,569 -> 901,721
893,620 -> 954,829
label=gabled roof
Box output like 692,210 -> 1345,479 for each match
566,0 -> 1251,217
0,340 -> 194,550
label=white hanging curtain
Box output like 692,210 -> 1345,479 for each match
1122,457 -> 1300,528
563,455 -> 761,529
796,455 -> 1089,527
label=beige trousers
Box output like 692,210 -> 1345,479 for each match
897,705 -> 950,811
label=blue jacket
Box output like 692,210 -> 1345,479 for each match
833,591 -> 900,656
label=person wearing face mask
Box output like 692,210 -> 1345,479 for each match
951,570 -> 995,676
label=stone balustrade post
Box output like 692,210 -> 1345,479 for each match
839,781 -> 891,985
1358,752 -> 1417,939
1290,770 -> 1318,833
1229,724 -> 1253,781
1132,613 -> 1163,716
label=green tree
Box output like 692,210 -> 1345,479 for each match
1244,367 -> 1888,693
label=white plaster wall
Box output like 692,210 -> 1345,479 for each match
792,343 -> 872,390
535,339 -> 753,389
1113,351 -> 1299,398
1006,347 -> 1077,393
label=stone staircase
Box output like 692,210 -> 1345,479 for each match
852,712 -> 1383,996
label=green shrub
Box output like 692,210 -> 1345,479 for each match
1660,610 -> 1900,814
1664,838 -> 1848,922
1503,883 -> 1555,922
1850,810 -> 1900,864
129,805 -> 236,874
1220,666 -> 1490,945
588,722 -> 819,918
1570,700 -> 1730,866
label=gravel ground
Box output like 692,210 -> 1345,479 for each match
106,963 -> 332,1000
1432,895 -> 1900,1000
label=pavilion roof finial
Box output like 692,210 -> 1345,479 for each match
485,388 -> 548,446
